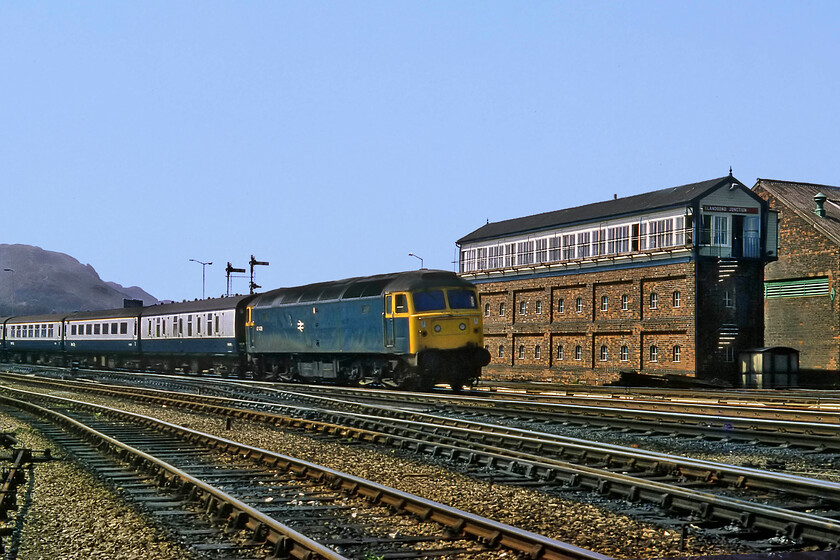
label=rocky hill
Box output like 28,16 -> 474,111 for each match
0,244 -> 158,316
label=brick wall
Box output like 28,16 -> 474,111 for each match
753,186 -> 840,371
476,261 -> 699,384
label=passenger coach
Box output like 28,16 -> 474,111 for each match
64,308 -> 143,369
139,296 -> 253,375
2,313 -> 65,365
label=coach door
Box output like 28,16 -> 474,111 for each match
384,295 -> 395,347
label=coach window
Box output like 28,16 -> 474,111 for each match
86,324 -> 92,335
34,325 -> 40,338
156,318 -> 161,337
207,315 -> 213,335
71,325 -> 77,336
120,322 -> 128,335
94,324 -> 100,335
110,323 -> 116,335
215,315 -> 220,334
187,316 -> 193,337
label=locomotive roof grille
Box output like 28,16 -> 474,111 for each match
342,279 -> 393,299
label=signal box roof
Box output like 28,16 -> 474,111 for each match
458,175 -> 744,244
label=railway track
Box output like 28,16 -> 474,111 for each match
15,365 -> 840,452
2,371 -> 840,550
476,381 -> 840,410
228,382 -> 840,452
0,385 -> 612,560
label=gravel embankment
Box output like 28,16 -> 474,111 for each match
0,383 -> 752,559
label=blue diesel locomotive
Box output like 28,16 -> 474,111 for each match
0,270 -> 490,390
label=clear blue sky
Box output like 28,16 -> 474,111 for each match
2,2 -> 838,303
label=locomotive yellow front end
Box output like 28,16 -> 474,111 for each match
407,284 -> 490,390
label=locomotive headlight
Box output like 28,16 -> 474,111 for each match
459,323 -> 466,331
434,325 -> 442,333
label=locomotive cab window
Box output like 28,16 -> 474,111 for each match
447,289 -> 478,310
394,294 -> 408,313
412,290 -> 445,311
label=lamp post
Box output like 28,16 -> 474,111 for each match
189,259 -> 212,299
408,253 -> 424,269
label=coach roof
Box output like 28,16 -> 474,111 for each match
458,175 -> 740,244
